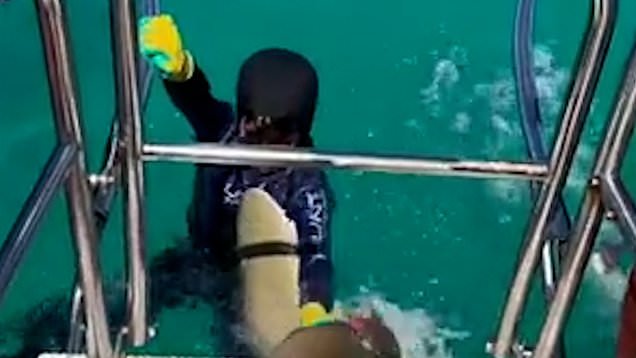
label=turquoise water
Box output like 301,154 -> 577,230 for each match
1,0 -> 636,356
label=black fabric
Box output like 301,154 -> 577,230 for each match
237,48 -> 319,145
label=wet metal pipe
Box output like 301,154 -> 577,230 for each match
491,0 -> 617,355
512,3 -> 569,355
533,32 -> 636,357
603,177 -> 636,244
35,0 -> 113,356
0,144 -> 76,305
67,0 -> 159,349
110,0 -> 148,346
142,143 -> 548,181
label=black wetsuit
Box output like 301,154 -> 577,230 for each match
163,59 -> 335,310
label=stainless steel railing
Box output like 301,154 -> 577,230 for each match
35,0 -> 113,356
110,0 -> 148,345
490,0 -> 618,356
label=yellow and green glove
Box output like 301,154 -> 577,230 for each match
300,302 -> 339,328
138,14 -> 194,82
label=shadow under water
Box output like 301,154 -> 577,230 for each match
0,239 -> 254,358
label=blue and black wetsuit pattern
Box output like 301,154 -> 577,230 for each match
164,64 -> 335,310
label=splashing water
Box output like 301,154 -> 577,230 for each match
335,288 -> 470,358
416,43 -> 628,308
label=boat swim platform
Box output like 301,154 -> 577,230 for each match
2,0 -> 635,357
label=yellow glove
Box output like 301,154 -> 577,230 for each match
138,14 -> 194,81
300,302 -> 337,327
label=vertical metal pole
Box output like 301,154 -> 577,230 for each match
110,0 -> 148,346
533,37 -> 636,357
490,0 -> 617,355
66,0 -> 159,350
34,0 -> 113,357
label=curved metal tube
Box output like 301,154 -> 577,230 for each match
513,0 -> 572,244
491,0 -> 617,355
603,177 -> 636,245
512,0 -> 571,355
0,144 -> 76,305
534,35 -> 636,357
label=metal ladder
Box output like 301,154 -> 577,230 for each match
0,0 -> 634,357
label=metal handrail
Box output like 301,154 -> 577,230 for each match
513,0 -> 571,316
142,143 -> 548,180
110,0 -> 148,346
0,144 -> 76,304
533,34 -> 636,357
490,0 -> 617,355
35,0 -> 113,356
66,0 -> 159,351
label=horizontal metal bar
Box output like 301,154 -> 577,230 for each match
0,144 -> 76,305
602,177 -> 636,249
142,143 -> 548,181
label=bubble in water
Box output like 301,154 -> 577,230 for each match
490,114 -> 516,136
448,46 -> 468,68
533,45 -> 570,118
405,117 -> 423,132
435,60 -> 460,88
474,75 -> 516,114
420,52 -> 463,114
498,214 -> 512,224
401,56 -> 419,66
489,179 -> 524,204
452,112 -> 471,133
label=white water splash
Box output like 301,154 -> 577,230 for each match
419,44 -> 628,308
587,223 -> 630,305
452,112 -> 471,133
335,288 -> 470,358
533,44 -> 569,120
588,252 -> 628,304
420,47 -> 466,118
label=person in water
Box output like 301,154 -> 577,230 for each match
139,13 -> 335,317
0,13 -> 399,358
140,14 -> 402,357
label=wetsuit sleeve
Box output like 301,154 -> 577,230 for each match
289,183 -> 335,311
163,63 -> 234,142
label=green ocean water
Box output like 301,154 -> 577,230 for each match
1,0 -> 636,356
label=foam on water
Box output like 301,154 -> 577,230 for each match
335,288 -> 470,358
418,43 -> 596,204
420,47 -> 466,118
417,43 -> 628,308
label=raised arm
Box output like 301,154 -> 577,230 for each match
139,14 -> 234,142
